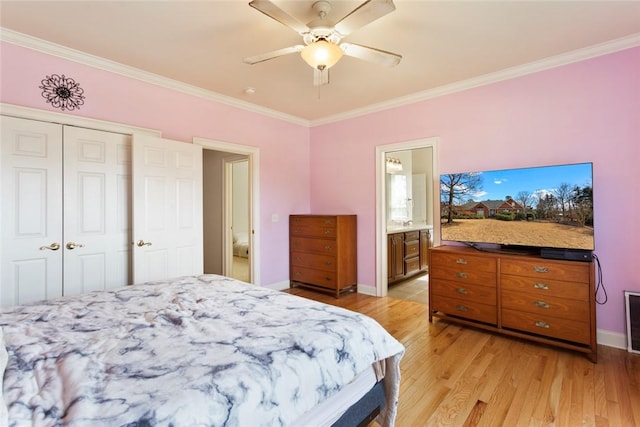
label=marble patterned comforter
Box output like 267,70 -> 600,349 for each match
1,275 -> 404,426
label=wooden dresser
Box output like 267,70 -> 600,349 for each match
429,245 -> 597,362
289,215 -> 357,297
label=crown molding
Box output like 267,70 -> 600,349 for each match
311,33 -> 640,126
2,27 -> 638,128
0,28 -> 310,127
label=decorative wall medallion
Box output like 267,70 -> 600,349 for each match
40,74 -> 85,111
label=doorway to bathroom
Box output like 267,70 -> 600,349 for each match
375,138 -> 440,299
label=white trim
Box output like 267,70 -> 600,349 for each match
597,329 -> 627,350
375,138 -> 440,297
357,284 -> 377,297
0,28 -> 309,128
3,27 -> 638,127
263,281 -> 290,292
0,103 -> 160,136
194,137 -> 261,287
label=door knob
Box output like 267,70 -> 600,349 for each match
136,240 -> 152,247
66,242 -> 85,250
39,242 -> 61,251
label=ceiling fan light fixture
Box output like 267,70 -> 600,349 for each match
301,40 -> 343,70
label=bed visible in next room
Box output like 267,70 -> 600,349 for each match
0,275 -> 404,426
233,231 -> 250,258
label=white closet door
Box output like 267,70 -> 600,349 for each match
132,134 -> 203,283
0,116 -> 63,306
62,127 -> 132,296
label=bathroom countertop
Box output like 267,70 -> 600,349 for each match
386,224 -> 433,234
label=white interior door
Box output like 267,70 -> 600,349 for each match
132,134 -> 203,283
1,116 -> 63,306
62,127 -> 132,295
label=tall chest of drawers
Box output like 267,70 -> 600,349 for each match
289,215 -> 357,297
429,246 -> 597,362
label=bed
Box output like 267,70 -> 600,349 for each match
0,275 -> 404,426
233,231 -> 250,258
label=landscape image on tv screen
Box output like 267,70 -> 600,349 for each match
440,163 -> 594,250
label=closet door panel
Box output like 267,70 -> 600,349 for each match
132,134 -> 203,283
63,127 -> 132,296
1,116 -> 63,306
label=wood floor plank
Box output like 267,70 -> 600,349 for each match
284,287 -> 640,426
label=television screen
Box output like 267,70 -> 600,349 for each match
440,162 -> 594,251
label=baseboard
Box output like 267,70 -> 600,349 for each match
597,329 -> 627,350
357,284 -> 377,296
264,280 -> 290,291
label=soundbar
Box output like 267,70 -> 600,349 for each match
540,248 -> 592,262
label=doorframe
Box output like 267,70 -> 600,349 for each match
194,137 -> 260,286
375,137 -> 440,297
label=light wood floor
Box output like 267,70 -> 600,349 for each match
285,288 -> 640,426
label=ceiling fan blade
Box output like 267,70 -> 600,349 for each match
313,68 -> 329,87
334,0 -> 396,37
340,42 -> 402,67
244,45 -> 304,65
249,0 -> 310,35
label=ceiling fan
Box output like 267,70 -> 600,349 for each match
244,0 -> 402,86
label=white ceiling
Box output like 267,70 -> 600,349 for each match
2,1 -> 640,123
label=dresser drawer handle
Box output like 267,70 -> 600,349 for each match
456,258 -> 468,265
325,277 -> 332,282
535,321 -> 550,329
534,266 -> 549,273
456,272 -> 468,279
294,228 -> 301,233
456,305 -> 469,312
533,282 -> 549,290
324,229 -> 332,235
534,301 -> 550,309
324,245 -> 332,250
456,287 -> 468,295
325,261 -> 332,266
295,256 -> 301,261
324,220 -> 333,225
294,271 -> 302,276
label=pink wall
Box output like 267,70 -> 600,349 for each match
310,47 -> 640,335
0,42 -> 310,286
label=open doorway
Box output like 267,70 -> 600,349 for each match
227,158 -> 250,282
195,138 -> 260,285
375,138 -> 440,299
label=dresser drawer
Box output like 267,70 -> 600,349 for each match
291,267 -> 336,289
290,216 -> 336,235
290,224 -> 336,238
502,309 -> 590,344
501,274 -> 589,300
501,290 -> 588,322
431,278 -> 496,305
290,237 -> 337,255
501,259 -> 590,283
431,251 -> 496,273
430,265 -> 496,287
404,240 -> 419,258
291,252 -> 336,272
431,294 -> 496,325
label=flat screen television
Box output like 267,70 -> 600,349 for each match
440,162 -> 594,256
